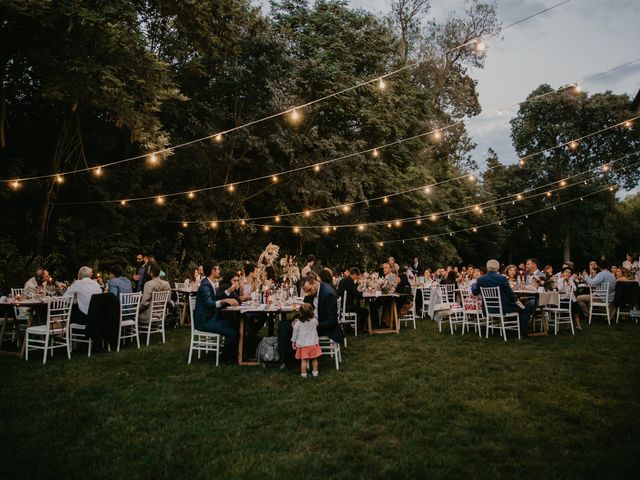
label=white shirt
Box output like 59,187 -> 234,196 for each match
291,318 -> 319,347
301,265 -> 312,277
24,277 -> 39,296
622,260 -> 638,271
65,278 -> 102,314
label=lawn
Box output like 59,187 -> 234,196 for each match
1,318 -> 639,480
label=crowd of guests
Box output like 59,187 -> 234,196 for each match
15,250 -> 639,367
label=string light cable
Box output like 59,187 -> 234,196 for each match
5,0 -> 575,186
161,115 -> 639,225
342,183 -> 623,247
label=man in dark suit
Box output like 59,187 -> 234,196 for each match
412,257 -> 425,276
337,267 -> 369,331
194,262 -> 240,363
472,259 -> 531,336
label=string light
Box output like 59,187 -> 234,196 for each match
293,227 -> 300,234
210,221 -> 218,228
430,214 -> 437,221
468,174 -> 475,182
472,227 -> 478,232
546,191 -> 552,197
323,226 -> 330,234
289,108 -> 301,124
93,167 -> 103,177
120,200 -> 127,206
263,225 -> 270,232
358,224 -> 365,231
386,223 -> 392,229
378,242 -> 383,247
274,216 -> 281,223
227,184 -> 235,192
423,237 -> 428,242
423,186 -> 431,194
304,210 -> 311,217
602,164 -> 610,172
574,83 -> 582,93
383,197 -> 389,204
569,140 -> 579,150
559,180 -> 566,187
475,39 -> 486,53
313,164 -> 321,173
187,191 -> 195,199
342,204 -> 351,213
55,175 -> 64,184
519,159 -> 526,167
516,193 -> 523,200
432,130 -> 442,141
240,219 -> 246,226
11,180 -> 20,190
372,148 -> 380,158
624,120 -> 632,129
378,77 -> 386,91
394,220 -> 401,227
9,48 -> 638,188
155,196 -> 165,205
416,219 -> 422,225
182,221 -> 188,228
214,133 -> 223,143
148,153 -> 158,165
272,175 -> 278,183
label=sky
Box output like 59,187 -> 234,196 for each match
258,0 -> 640,174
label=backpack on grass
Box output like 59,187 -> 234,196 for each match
256,336 -> 280,367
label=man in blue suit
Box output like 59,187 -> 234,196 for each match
194,262 -> 240,363
472,259 -> 531,337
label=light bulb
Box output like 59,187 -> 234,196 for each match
430,214 -> 437,221
323,226 -> 330,233
468,174 -> 475,182
227,184 -> 235,192
182,222 -> 188,228
214,133 -> 223,143
472,227 -> 478,233
386,223 -> 392,229
293,227 -> 300,234
289,108 -> 301,124
416,219 -> 422,225
313,164 -> 320,173
304,210 -> 311,217
432,130 -> 442,141
210,221 -> 218,229
240,219 -> 246,226
378,77 -> 386,90
155,196 -> 165,205
383,197 -> 389,204
120,200 -> 127,206
394,220 -> 401,227
342,205 -> 351,213
263,225 -> 270,232
94,167 -> 103,177
274,216 -> 281,223
358,224 -> 365,231
546,191 -> 552,197
569,141 -> 578,150
11,180 -> 20,190
55,175 -> 64,184
475,39 -> 486,52
423,237 -> 428,242
148,153 -> 158,165
574,84 -> 581,93
372,148 -> 379,158
271,175 -> 278,183
424,186 -> 431,194
519,159 -> 526,167
560,180 -> 566,187
187,191 -> 195,199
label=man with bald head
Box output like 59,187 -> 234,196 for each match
472,259 -> 531,338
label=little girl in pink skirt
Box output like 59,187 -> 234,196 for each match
291,303 -> 322,378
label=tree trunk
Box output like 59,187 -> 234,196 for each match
563,227 -> 571,263
0,59 -> 7,148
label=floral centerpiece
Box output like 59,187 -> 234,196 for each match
280,255 -> 300,286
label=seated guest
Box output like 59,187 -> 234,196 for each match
441,269 -> 461,304
504,264 -> 518,283
301,255 -> 315,277
556,266 -> 581,331
194,263 -> 240,363
240,263 -> 258,302
65,266 -> 103,325
525,258 -> 546,288
472,259 -> 531,337
615,268 -> 635,283
337,268 -> 369,331
318,268 -> 336,294
218,271 -> 245,306
24,267 -> 45,296
138,264 -> 171,323
543,265 -> 556,291
107,264 -> 132,298
396,267 -> 414,308
184,269 -> 198,288
576,261 -> 616,322
370,263 -> 400,327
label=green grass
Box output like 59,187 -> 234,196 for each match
2,319 -> 639,479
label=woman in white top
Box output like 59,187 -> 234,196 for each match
556,266 -> 580,331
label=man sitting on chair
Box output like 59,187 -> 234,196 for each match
472,259 -> 531,337
337,267 -> 369,331
138,264 -> 171,324
194,262 -> 239,364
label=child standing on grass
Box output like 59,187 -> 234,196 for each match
291,303 -> 322,378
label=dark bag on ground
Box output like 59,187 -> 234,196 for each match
256,336 -> 280,366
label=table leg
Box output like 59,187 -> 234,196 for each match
238,316 -> 245,364
393,299 -> 400,334
179,300 -> 187,327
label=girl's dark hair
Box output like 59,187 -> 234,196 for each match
222,270 -> 238,286
298,303 -> 314,322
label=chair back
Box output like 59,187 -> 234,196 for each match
150,290 -> 171,320
438,284 -> 456,304
480,287 -> 504,317
46,296 -> 73,333
189,295 -> 197,332
590,283 -> 610,304
120,292 -> 142,323
557,294 -> 572,314
421,287 -> 431,304
11,288 -> 29,319
341,291 -> 349,315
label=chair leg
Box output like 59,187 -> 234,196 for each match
188,337 -> 193,364
146,322 -> 151,346
43,333 -> 49,365
135,327 -> 140,349
87,338 -> 92,357
25,332 -> 29,361
161,319 -> 166,343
